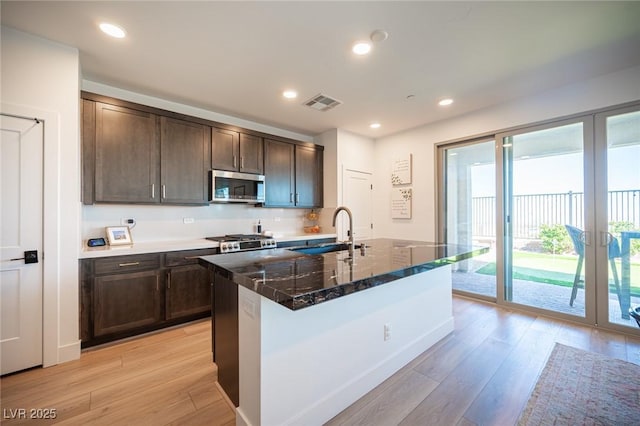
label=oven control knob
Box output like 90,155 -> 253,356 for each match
233,242 -> 240,251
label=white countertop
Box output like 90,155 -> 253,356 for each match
79,233 -> 337,259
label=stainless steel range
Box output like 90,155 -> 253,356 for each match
206,234 -> 277,254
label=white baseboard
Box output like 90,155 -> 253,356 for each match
52,340 -> 81,366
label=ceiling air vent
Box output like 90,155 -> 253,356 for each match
303,93 -> 342,112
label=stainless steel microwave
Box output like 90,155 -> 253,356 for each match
209,170 -> 265,203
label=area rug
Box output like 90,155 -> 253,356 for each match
518,343 -> 640,425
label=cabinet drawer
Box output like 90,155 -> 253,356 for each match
165,248 -> 217,267
93,254 -> 162,275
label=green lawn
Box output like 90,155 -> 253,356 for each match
476,251 -> 640,296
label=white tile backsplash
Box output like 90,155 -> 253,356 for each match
82,204 -> 322,242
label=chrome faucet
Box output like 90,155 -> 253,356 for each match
332,206 -> 354,258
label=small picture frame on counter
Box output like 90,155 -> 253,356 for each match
105,226 -> 133,246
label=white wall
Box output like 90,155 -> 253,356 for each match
81,204 -> 311,243
1,26 -> 81,364
374,65 -> 640,241
314,129 -> 375,238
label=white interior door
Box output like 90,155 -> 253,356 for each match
343,169 -> 373,241
1,114 -> 43,375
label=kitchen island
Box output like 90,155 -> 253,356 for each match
199,238 -> 487,426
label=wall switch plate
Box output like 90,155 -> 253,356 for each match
384,323 -> 392,341
183,217 -> 195,224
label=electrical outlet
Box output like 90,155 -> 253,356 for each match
183,217 -> 195,224
384,323 -> 392,341
120,218 -> 135,226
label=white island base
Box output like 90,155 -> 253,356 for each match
236,265 -> 453,426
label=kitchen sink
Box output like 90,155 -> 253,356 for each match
289,242 -> 352,255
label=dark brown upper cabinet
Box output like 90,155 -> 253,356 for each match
83,99 -> 210,205
264,139 -> 323,208
212,128 -> 264,174
160,116 -> 211,204
90,101 -> 160,204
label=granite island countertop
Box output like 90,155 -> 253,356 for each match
199,238 -> 488,310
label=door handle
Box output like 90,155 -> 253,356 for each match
600,231 -> 614,247
9,250 -> 38,264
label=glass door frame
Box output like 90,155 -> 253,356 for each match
495,115 -> 597,325
437,101 -> 640,336
594,103 -> 640,333
436,137 -> 497,302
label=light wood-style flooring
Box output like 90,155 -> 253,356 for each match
0,320 -> 234,426
2,297 -> 640,425
327,296 -> 640,425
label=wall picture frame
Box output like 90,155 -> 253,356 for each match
105,226 -> 133,246
391,154 -> 412,185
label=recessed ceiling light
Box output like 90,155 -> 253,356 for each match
352,42 -> 372,55
99,22 -> 126,38
370,123 -> 381,129
438,98 -> 454,106
283,90 -> 298,99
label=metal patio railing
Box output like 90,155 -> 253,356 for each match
472,189 -> 640,239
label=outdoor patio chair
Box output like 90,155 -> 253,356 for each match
565,224 -> 622,309
630,306 -> 640,328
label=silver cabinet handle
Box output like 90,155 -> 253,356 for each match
241,156 -> 244,169
296,193 -> 300,204
290,193 -> 293,203
162,184 -> 166,199
151,184 -> 155,199
233,155 -> 237,168
184,256 -> 199,260
118,262 -> 140,267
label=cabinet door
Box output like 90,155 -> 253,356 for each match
264,138 -> 295,207
295,145 -> 323,207
212,128 -> 240,172
166,264 -> 212,320
239,133 -> 264,174
94,102 -> 160,203
161,117 -> 211,204
93,269 -> 162,337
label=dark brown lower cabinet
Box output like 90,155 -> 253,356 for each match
94,269 -> 162,337
166,264 -> 211,320
80,248 -> 215,348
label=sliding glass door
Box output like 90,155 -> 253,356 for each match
441,140 -> 496,298
499,119 -> 592,321
596,106 -> 640,331
438,102 -> 640,333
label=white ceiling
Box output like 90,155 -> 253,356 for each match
2,1 -> 640,139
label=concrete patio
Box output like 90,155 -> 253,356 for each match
452,268 -> 640,329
